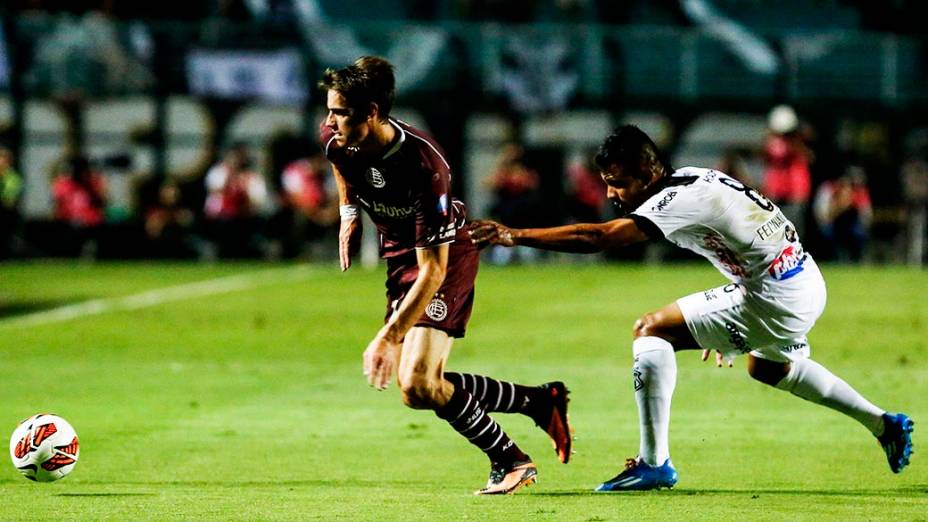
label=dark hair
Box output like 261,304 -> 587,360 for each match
318,56 -> 395,121
594,125 -> 672,179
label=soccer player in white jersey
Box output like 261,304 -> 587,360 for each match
470,125 -> 914,491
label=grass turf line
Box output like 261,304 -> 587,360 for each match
0,261 -> 925,520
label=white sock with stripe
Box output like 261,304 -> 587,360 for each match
633,336 -> 677,467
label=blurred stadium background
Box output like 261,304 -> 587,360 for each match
0,0 -> 927,266
2,3 -> 927,519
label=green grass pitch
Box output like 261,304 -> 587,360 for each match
0,261 -> 925,520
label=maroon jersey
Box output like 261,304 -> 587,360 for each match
320,119 -> 467,258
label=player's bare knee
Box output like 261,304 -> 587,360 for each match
633,313 -> 659,338
400,377 -> 441,410
747,357 -> 790,386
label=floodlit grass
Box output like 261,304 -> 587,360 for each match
1,261 -> 925,520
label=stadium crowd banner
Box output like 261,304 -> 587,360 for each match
186,49 -> 307,104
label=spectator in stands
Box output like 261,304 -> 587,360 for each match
901,133 -> 928,266
486,142 -> 542,263
278,152 -> 338,258
0,144 -> 23,258
144,180 -> 199,259
51,155 -> 107,258
813,166 -> 872,263
487,142 -> 541,224
565,149 -> 607,223
763,105 -> 813,238
203,142 -> 271,258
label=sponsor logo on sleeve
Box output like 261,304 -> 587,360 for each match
652,191 -> 677,212
437,193 -> 449,215
424,223 -> 456,245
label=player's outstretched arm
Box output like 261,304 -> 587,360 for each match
332,164 -> 362,271
469,218 -> 649,253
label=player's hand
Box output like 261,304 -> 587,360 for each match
701,349 -> 733,368
362,330 -> 401,390
339,217 -> 362,271
468,220 -> 514,248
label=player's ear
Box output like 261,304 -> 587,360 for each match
366,102 -> 380,122
639,148 -> 659,183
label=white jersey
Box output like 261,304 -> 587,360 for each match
630,167 -> 810,287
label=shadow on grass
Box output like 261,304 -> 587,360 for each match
530,486 -> 928,497
0,300 -> 84,319
56,493 -> 157,497
66,479 -> 421,488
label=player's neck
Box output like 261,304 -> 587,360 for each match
360,119 -> 396,156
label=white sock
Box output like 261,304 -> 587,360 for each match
775,358 -> 885,436
632,336 -> 677,467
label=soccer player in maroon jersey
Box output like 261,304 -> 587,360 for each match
318,56 -> 573,494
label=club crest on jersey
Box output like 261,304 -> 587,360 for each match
425,295 -> 448,321
366,167 -> 386,188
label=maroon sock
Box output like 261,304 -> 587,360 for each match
444,372 -> 541,415
435,382 -> 529,464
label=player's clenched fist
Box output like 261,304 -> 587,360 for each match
468,220 -> 514,248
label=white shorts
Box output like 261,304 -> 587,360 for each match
677,259 -> 827,362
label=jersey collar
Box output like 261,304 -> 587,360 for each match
383,119 -> 406,160
655,169 -> 699,189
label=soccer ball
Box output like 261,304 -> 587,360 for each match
9,414 -> 80,482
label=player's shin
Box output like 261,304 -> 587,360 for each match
774,358 -> 885,435
435,384 -> 529,465
632,336 -> 677,467
443,372 -> 540,414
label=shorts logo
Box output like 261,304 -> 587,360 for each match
425,296 -> 448,321
366,167 -> 386,188
724,321 -> 750,353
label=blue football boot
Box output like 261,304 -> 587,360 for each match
595,457 -> 678,492
878,412 -> 914,473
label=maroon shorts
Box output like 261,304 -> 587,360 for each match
384,238 -> 479,338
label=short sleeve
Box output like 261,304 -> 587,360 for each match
630,185 -> 710,239
415,163 -> 456,249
